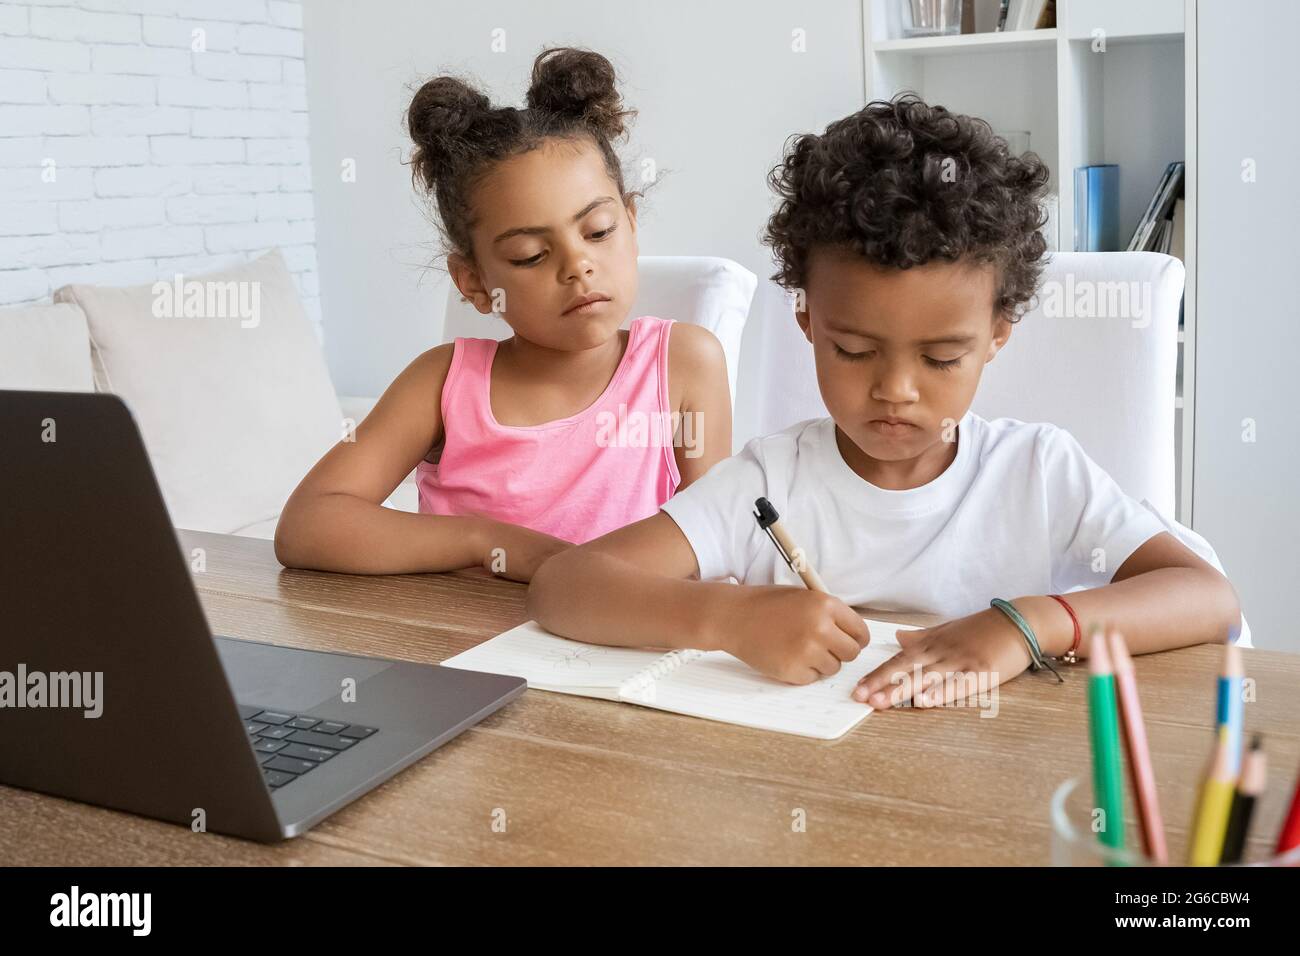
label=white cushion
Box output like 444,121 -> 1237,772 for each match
0,302 -> 96,392
54,250 -> 343,534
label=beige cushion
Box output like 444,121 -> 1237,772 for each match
54,250 -> 342,533
0,302 -> 96,392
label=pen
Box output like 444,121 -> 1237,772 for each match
753,497 -> 904,707
753,497 -> 828,592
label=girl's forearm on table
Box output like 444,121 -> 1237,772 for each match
274,492 -> 487,574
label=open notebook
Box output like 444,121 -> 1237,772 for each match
442,618 -> 919,740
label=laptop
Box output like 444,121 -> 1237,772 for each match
0,389 -> 526,842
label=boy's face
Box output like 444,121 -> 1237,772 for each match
797,248 -> 1011,474
449,138 -> 639,353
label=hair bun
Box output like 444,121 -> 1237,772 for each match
407,76 -> 493,189
526,47 -> 632,140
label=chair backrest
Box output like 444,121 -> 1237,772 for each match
440,255 -> 756,406
972,252 -> 1182,517
750,251 -> 1183,517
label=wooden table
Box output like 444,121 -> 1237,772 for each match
4,530 -> 1298,866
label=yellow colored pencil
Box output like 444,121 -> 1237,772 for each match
1189,727 -> 1236,866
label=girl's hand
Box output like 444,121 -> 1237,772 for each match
475,520 -> 573,583
851,607 -> 1035,709
713,586 -> 873,685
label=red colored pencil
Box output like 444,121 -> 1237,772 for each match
1108,627 -> 1168,864
1276,761 -> 1300,855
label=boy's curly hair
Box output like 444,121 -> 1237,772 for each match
763,93 -> 1050,319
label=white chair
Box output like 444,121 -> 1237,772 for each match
975,252 -> 1182,517
440,255 -> 757,408
980,252 -> 1250,643
754,252 -> 1182,512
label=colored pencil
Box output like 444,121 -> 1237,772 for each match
1189,727 -> 1236,866
1088,633 -> 1126,853
1108,627 -> 1167,863
1221,735 -> 1266,864
1216,642 -> 1244,775
1273,759 -> 1300,856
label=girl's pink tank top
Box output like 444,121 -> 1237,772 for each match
416,316 -> 682,544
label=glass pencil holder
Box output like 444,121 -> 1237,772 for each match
1050,776 -> 1300,867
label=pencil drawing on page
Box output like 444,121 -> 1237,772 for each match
545,645 -> 599,670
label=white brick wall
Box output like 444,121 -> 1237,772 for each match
0,0 -> 321,335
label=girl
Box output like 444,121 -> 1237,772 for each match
275,48 -> 732,581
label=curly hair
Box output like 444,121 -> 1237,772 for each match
406,47 -> 636,259
763,93 -> 1050,319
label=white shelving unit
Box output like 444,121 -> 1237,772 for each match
862,0 -> 1194,522
873,27 -> 1059,54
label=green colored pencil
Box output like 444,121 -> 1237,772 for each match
1089,630 -> 1126,855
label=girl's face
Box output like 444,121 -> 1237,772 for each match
450,137 -> 639,353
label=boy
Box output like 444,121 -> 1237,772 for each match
527,94 -> 1241,708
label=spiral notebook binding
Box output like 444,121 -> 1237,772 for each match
618,648 -> 708,704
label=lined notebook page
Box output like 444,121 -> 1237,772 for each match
629,620 -> 918,739
443,618 -> 918,737
441,620 -> 664,696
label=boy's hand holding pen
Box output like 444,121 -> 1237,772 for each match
700,497 -> 869,685
753,497 -> 1039,708
709,584 -> 872,685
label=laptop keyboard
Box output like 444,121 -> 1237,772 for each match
238,704 -> 378,791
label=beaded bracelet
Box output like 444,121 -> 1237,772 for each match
1047,593 -> 1083,664
990,598 -> 1063,683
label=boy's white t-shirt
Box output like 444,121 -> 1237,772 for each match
662,411 -> 1176,623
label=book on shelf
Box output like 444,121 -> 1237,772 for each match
1002,0 -> 1053,32
1152,218 -> 1172,254
1127,161 -> 1185,252
1169,197 -> 1186,330
1169,198 -> 1185,262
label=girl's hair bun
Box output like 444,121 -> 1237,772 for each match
406,76 -> 493,189
526,47 -> 632,140
405,49 -> 635,257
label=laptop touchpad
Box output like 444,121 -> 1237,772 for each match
214,636 -> 392,712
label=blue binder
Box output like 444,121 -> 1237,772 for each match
1073,164 -> 1120,251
